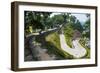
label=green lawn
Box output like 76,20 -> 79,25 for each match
63,34 -> 73,48
45,30 -> 90,59
45,32 -> 74,59
63,24 -> 74,48
79,39 -> 90,58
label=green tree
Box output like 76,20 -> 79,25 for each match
82,14 -> 90,38
24,11 -> 52,33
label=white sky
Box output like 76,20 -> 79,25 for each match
71,13 -> 88,22
50,13 -> 61,17
50,13 -> 88,23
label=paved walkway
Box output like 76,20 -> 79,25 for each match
59,34 -> 87,58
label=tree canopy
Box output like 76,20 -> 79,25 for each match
24,11 -> 88,35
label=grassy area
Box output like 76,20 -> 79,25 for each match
45,32 -> 61,50
79,39 -> 90,58
63,24 -> 74,48
63,34 -> 73,48
63,23 -> 90,59
45,32 -> 74,59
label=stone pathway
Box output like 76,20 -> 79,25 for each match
59,34 -> 87,58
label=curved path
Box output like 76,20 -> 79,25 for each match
59,34 -> 87,58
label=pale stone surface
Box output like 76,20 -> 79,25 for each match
60,34 -> 87,58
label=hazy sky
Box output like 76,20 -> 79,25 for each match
71,13 -> 88,23
50,13 -> 88,23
